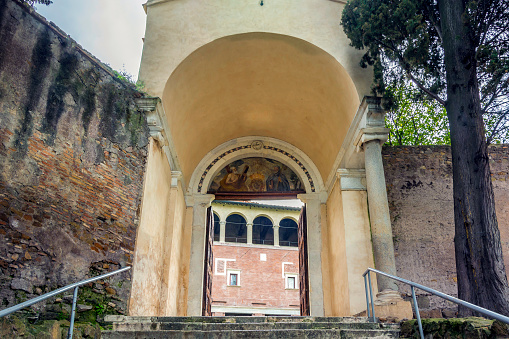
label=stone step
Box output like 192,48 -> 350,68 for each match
112,320 -> 382,332
102,328 -> 400,339
102,316 -> 401,338
106,315 -> 374,324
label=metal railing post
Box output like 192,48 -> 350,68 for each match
0,266 -> 130,321
367,271 -> 375,322
411,286 -> 424,339
361,267 -> 509,334
364,274 -> 371,318
68,286 -> 79,339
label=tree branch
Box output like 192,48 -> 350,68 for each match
405,71 -> 447,106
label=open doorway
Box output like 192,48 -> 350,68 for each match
203,197 -> 309,316
201,157 -> 311,316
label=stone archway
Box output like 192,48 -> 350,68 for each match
129,25 -> 400,317
186,137 -> 326,316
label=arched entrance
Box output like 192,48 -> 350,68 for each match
186,137 -> 325,316
129,29 -> 390,319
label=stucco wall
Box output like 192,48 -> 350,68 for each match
325,179 -> 350,316
129,140 -> 171,316
383,145 -> 509,314
0,0 -> 148,320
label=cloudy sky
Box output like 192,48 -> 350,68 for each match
36,0 -> 147,80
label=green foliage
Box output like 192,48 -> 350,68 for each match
385,85 -> 450,145
94,303 -> 106,316
341,0 -> 509,143
112,68 -> 145,93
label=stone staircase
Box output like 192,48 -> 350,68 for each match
102,316 -> 400,338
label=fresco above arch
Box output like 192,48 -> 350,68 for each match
207,157 -> 305,194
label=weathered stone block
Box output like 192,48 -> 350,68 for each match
10,277 -> 33,293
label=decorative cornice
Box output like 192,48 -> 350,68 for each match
135,97 -> 167,146
336,169 -> 366,191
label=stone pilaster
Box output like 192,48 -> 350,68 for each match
186,194 -> 215,316
298,192 -> 326,316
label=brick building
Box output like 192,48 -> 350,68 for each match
210,201 -> 302,316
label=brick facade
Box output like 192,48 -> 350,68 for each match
211,244 -> 300,316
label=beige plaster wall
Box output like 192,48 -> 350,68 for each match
325,179 -> 350,316
160,33 -> 360,186
177,207 -> 195,316
129,139 -> 172,315
342,190 -> 376,315
139,0 -> 372,187
320,203 -> 333,316
160,181 -> 188,315
140,0 -> 371,99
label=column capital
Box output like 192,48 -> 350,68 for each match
352,96 -> 390,152
298,192 -> 327,204
185,194 -> 215,208
336,169 -> 366,191
219,221 -> 227,225
354,127 -> 390,152
171,171 -> 183,188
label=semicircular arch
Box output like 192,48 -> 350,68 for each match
163,33 -> 360,188
189,137 -> 323,195
225,212 -> 248,222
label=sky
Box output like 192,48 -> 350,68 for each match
36,0 -> 147,80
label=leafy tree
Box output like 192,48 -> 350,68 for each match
385,85 -> 450,145
342,0 -> 509,315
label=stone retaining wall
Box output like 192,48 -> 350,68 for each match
0,0 -> 148,322
383,145 -> 509,316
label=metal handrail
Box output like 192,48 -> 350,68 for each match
0,266 -> 131,339
363,267 -> 509,339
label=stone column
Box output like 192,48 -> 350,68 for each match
273,225 -> 280,246
349,97 -> 412,320
363,139 -> 398,292
355,98 -> 398,293
186,194 -> 215,316
246,222 -> 253,244
219,221 -> 226,243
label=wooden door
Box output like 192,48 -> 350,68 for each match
202,206 -> 214,316
298,205 -> 310,316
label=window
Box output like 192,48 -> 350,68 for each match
225,214 -> 247,243
230,273 -> 238,286
213,213 -> 220,242
287,276 -> 295,289
227,270 -> 241,286
279,218 -> 298,247
252,216 -> 274,245
285,274 -> 298,289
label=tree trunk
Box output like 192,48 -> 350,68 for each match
439,0 -> 509,316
